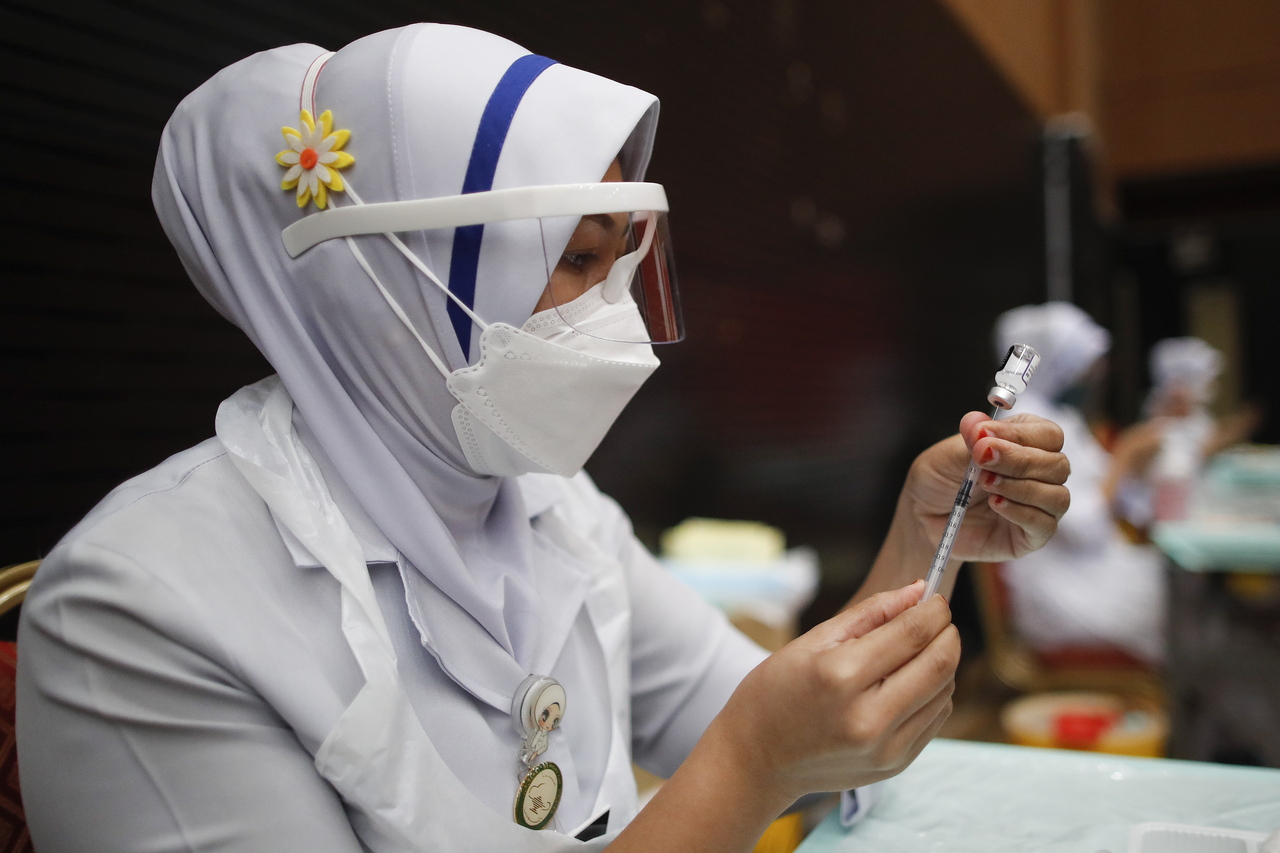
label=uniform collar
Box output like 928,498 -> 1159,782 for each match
273,458 -> 565,570
513,472 -> 570,520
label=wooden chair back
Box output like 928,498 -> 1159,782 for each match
972,562 -> 1164,701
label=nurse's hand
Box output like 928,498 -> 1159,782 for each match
615,583 -> 955,853
714,582 -> 955,800
909,412 -> 1070,562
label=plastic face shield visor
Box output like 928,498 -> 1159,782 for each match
281,182 -> 682,345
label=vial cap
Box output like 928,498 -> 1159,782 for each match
987,385 -> 1017,410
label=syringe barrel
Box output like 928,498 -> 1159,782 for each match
988,343 -> 1041,409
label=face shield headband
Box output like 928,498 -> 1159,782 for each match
282,182 -> 682,347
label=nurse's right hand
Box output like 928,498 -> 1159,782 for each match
714,580 -> 958,801
614,581 -> 955,853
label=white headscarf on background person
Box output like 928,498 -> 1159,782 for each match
151,24 -> 659,703
991,307 -> 1166,664
1149,336 -> 1223,405
993,302 -> 1111,402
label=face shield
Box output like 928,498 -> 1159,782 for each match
281,181 -> 682,344
537,206 -> 680,344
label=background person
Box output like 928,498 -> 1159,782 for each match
993,302 -> 1164,664
1106,336 -> 1262,527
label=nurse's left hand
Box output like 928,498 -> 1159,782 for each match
908,412 -> 1070,561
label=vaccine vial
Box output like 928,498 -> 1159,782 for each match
988,344 -> 1041,410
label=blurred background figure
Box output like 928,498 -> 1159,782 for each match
1107,337 -> 1262,527
993,302 -> 1165,665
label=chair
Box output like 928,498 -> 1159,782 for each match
0,561 -> 38,853
972,562 -> 1163,701
0,563 -> 35,622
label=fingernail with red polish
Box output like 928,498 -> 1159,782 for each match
992,495 -> 1006,507
981,445 -> 999,465
983,471 -> 1001,487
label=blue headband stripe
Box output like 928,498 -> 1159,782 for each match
447,53 -> 559,356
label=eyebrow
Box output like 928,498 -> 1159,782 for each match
583,213 -> 621,233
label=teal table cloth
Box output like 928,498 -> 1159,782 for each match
797,739 -> 1280,853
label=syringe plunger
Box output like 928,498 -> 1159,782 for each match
988,344 -> 1041,410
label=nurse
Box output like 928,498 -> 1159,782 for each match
1107,336 -> 1260,528
993,303 -> 1164,664
16,24 -> 1070,853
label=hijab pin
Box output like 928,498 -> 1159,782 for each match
275,109 -> 354,210
511,675 -> 565,830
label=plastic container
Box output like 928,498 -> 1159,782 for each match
1001,691 -> 1168,757
1128,822 -> 1271,853
1154,476 -> 1193,522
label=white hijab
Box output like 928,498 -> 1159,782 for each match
152,24 -> 659,697
1150,336 -> 1222,404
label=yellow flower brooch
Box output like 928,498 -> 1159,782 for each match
276,109 -> 354,209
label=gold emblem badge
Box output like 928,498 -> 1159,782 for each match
513,761 -> 562,830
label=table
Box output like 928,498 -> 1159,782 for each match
1145,450 -> 1280,764
796,739 -> 1280,853
1160,558 -> 1280,764
1152,446 -> 1280,572
1152,521 -> 1280,572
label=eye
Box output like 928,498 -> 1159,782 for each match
561,252 -> 593,269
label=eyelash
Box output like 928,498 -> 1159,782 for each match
562,252 -> 593,269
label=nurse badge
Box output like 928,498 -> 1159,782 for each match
511,674 -> 566,830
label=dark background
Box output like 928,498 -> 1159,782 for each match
15,1 -> 1279,641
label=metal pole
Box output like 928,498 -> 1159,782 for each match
1044,125 -> 1075,303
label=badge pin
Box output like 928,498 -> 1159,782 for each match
511,675 -> 566,829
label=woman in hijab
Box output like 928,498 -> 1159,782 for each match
993,302 -> 1164,665
16,24 -> 1070,853
1106,337 -> 1260,527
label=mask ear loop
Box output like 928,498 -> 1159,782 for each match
334,184 -> 495,377
599,210 -> 656,304
297,55 -> 491,373
300,51 -> 335,115
297,53 -> 488,369
341,235 -> 453,379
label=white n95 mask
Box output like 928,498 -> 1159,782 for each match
449,289 -> 660,477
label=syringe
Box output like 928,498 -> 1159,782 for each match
920,344 -> 1041,602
